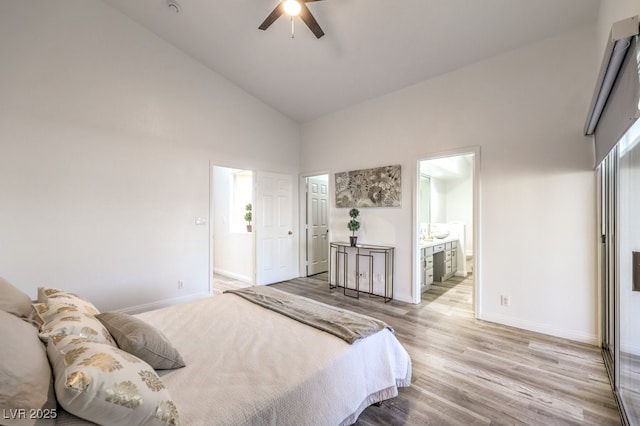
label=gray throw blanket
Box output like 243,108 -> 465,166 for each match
225,286 -> 392,344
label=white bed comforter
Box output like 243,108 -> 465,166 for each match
56,292 -> 412,426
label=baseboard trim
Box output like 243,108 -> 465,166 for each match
479,312 -> 598,345
213,268 -> 252,283
117,292 -> 211,315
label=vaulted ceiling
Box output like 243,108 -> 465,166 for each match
102,0 -> 601,122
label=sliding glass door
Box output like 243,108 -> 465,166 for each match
600,118 -> 640,424
618,120 -> 640,422
599,147 -> 617,387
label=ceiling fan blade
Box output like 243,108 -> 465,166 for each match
259,2 -> 285,31
299,3 -> 324,38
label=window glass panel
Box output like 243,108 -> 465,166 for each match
230,171 -> 253,233
618,118 -> 640,422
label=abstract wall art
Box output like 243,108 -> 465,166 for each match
335,164 -> 401,208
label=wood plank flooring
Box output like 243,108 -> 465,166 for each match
271,274 -> 621,425
212,274 -> 251,295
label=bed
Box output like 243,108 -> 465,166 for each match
0,278 -> 411,426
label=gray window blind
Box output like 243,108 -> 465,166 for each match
595,36 -> 640,165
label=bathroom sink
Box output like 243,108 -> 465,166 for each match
432,231 -> 450,239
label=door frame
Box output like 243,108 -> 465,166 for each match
209,162 -> 256,294
413,146 -> 481,317
299,170 -> 332,277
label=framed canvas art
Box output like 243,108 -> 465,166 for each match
335,164 -> 401,207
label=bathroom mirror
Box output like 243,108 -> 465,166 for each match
420,174 -> 430,226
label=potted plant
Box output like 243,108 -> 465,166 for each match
347,208 -> 360,246
244,203 -> 252,232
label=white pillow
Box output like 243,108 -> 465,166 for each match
35,290 -> 115,346
37,287 -> 99,315
0,309 -> 56,426
47,335 -> 179,426
38,309 -> 115,346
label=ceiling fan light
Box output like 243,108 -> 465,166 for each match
283,0 -> 302,17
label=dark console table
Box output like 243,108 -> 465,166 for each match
329,242 -> 395,302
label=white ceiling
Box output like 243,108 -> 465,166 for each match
101,0 -> 601,123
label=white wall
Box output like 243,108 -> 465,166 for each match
443,174 -> 473,256
301,25 -> 599,342
430,178 -> 448,224
0,0 -> 299,311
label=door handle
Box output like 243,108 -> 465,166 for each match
288,231 -> 293,235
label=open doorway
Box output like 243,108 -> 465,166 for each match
211,165 -> 254,293
302,174 -> 330,277
416,149 -> 478,313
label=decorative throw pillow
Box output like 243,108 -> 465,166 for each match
37,287 -> 99,316
96,312 -> 185,370
35,294 -> 115,347
0,276 -> 33,318
37,286 -> 64,302
0,309 -> 56,426
38,310 -> 115,347
47,335 -> 180,426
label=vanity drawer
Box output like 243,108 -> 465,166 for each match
433,244 -> 445,253
445,250 -> 452,261
445,261 -> 452,275
445,242 -> 452,250
424,256 -> 434,269
421,265 -> 434,292
422,246 -> 434,257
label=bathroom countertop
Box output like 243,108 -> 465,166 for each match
419,236 -> 458,248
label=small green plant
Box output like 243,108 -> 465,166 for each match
244,203 -> 252,232
347,208 -> 360,236
244,203 -> 252,223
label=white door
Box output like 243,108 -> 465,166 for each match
255,171 -> 295,285
306,176 -> 329,276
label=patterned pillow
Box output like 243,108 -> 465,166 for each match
37,287 -> 99,315
47,335 -> 180,426
37,286 -> 64,302
35,292 -> 115,346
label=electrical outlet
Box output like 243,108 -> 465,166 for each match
500,295 -> 510,306
178,280 -> 184,289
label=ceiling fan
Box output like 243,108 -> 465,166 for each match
259,0 -> 325,39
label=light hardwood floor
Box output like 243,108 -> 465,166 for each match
212,274 -> 251,294
270,274 -> 621,425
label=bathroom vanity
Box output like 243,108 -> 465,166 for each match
420,238 -> 458,293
